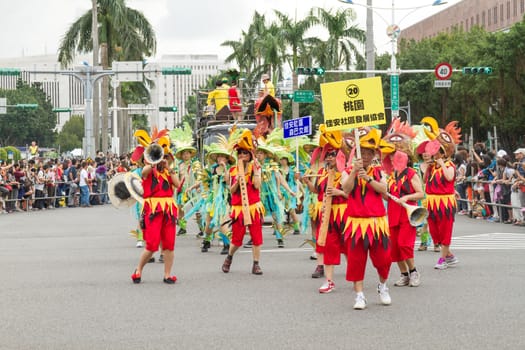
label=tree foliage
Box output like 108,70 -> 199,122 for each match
0,80 -> 56,147
56,115 -> 84,152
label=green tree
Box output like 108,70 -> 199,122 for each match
309,7 -> 365,70
58,0 -> 156,153
0,80 -> 56,147
56,115 -> 84,152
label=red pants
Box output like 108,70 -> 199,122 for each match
144,211 -> 176,252
345,234 -> 391,282
428,214 -> 454,246
231,211 -> 263,247
389,221 -> 416,262
315,227 -> 342,265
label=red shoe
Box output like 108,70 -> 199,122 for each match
163,276 -> 177,284
131,270 -> 141,284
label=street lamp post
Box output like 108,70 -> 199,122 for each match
338,0 -> 448,118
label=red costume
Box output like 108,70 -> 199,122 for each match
142,168 -> 178,252
344,165 -> 391,282
229,162 -> 265,247
424,160 -> 457,246
387,168 -> 418,262
313,167 -> 345,265
228,86 -> 241,112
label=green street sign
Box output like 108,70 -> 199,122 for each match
161,67 -> 191,75
53,108 -> 72,113
15,103 -> 38,109
293,90 -> 315,103
390,75 -> 399,112
0,68 -> 21,76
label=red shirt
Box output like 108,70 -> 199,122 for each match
345,165 -> 386,217
229,163 -> 261,205
424,160 -> 456,195
387,167 -> 417,226
142,169 -> 174,198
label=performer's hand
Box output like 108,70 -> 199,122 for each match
352,158 -> 363,172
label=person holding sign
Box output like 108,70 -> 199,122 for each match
221,129 -> 265,275
302,125 -> 347,293
341,128 -> 392,310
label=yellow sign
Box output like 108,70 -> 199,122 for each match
320,76 -> 386,131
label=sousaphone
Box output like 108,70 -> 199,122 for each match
108,172 -> 144,209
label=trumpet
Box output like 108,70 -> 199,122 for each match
144,143 -> 164,165
386,192 -> 428,227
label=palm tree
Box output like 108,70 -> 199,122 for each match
273,9 -> 317,118
58,0 -> 156,153
310,7 -> 365,70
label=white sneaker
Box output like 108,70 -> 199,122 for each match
319,280 -> 335,294
445,254 -> 459,266
353,294 -> 367,310
409,271 -> 421,287
377,283 -> 392,305
394,274 -> 409,286
136,241 -> 144,248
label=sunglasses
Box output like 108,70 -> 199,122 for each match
325,151 -> 337,158
238,149 -> 250,155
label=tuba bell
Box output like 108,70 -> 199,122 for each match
144,143 -> 164,165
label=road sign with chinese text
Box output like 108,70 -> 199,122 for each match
293,90 -> 315,103
434,80 -> 451,88
283,115 -> 312,139
320,76 -> 386,131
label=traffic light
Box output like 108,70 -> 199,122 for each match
15,104 -> 38,109
159,106 -> 178,112
161,67 -> 191,75
280,93 -> 293,100
0,68 -> 21,76
296,67 -> 325,76
462,67 -> 493,75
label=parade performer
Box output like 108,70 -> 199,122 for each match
198,136 -> 235,254
342,128 -> 393,310
253,135 -> 289,248
382,118 -> 424,287
170,123 -> 201,237
221,129 -> 265,275
417,116 -> 461,269
302,124 -> 347,293
277,150 -> 301,235
130,128 -> 181,284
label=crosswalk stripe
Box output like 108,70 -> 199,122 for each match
417,233 -> 525,250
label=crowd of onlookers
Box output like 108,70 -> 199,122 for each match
0,151 -> 133,214
453,143 -> 525,226
1,143 -> 524,226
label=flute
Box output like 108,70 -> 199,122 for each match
317,166 -> 334,247
237,158 -> 252,226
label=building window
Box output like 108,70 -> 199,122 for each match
476,14 -> 479,25
494,6 -> 498,24
482,11 -> 486,27
471,16 -> 474,27
488,9 -> 492,25
514,0 -> 518,16
521,0 -> 524,13
507,1 -> 511,19
500,4 -> 504,22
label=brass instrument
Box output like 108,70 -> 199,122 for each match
317,167 -> 334,247
144,143 -> 164,165
237,159 -> 252,226
386,192 -> 428,227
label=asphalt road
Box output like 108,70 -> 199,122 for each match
1,206 -> 524,350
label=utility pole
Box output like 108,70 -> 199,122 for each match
92,0 -> 100,152
365,0 -> 375,78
